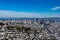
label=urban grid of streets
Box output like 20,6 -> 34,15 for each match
0,18 -> 60,40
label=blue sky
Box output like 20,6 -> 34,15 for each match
0,0 -> 60,18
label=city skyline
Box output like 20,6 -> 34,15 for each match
0,0 -> 60,18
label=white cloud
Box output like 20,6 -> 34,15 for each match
51,6 -> 60,11
0,10 -> 60,18
0,10 -> 41,18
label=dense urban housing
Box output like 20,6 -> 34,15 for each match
0,18 -> 60,40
